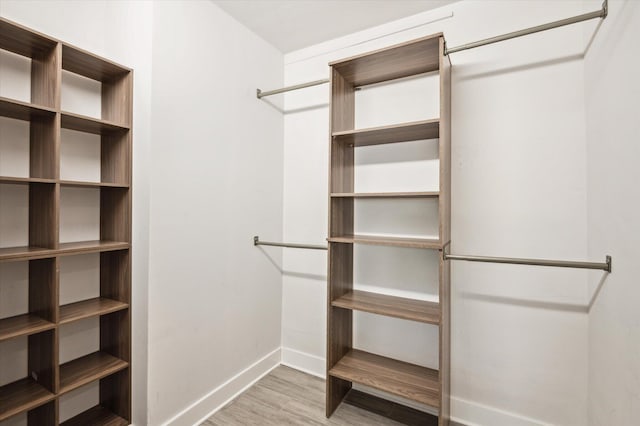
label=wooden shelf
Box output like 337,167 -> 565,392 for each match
0,176 -> 56,185
61,405 -> 128,426
60,180 -> 129,188
329,349 -> 440,408
0,245 -> 54,262
332,119 -> 439,146
0,18 -> 57,58
57,240 -> 130,256
0,313 -> 55,342
332,290 -> 440,324
328,234 -> 442,249
330,34 -> 441,86
59,352 -> 128,394
331,191 -> 438,199
61,111 -> 129,135
0,378 -> 55,422
62,44 -> 130,82
0,96 -> 56,121
60,298 -> 128,325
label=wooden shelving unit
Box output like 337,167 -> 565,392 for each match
0,17 -> 132,425
326,34 -> 451,424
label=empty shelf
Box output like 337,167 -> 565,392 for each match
0,314 -> 55,342
332,119 -> 439,146
0,176 -> 56,185
61,111 -> 129,135
0,378 -> 54,422
60,352 -> 128,394
60,298 -> 128,325
328,234 -> 442,249
63,44 -> 131,82
60,180 -> 129,188
331,191 -> 438,198
60,405 -> 128,426
57,240 -> 130,256
0,245 -> 54,262
332,290 -> 440,324
0,96 -> 56,121
329,349 -> 440,408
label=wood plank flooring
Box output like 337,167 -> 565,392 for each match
201,366 -> 408,425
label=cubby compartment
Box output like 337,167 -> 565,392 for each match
353,197 -> 439,240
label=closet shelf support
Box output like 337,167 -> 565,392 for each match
443,243 -> 612,272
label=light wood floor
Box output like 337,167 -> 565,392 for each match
200,366 -> 404,425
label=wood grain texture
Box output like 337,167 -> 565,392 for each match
61,111 -> 129,135
330,34 -> 441,86
438,37 -> 452,250
100,368 -> 131,422
29,257 -> 57,323
0,314 -> 55,342
28,329 -> 56,393
30,114 -> 58,180
60,180 -> 129,188
0,378 -> 55,422
102,131 -> 131,187
328,234 -> 442,249
332,119 -> 439,147
0,17 -> 57,58
331,191 -> 438,198
102,73 -> 132,126
100,189 -> 130,243
332,290 -> 440,324
329,349 -> 440,408
59,298 -> 128,325
439,257 -> 451,426
60,405 -> 128,426
0,245 -> 54,262
203,366 -> 409,426
57,241 -> 130,257
62,44 -> 130,82
29,183 -> 58,249
344,390 -> 438,426
59,351 -> 128,394
27,400 -> 57,426
0,96 -> 56,120
31,42 -> 60,108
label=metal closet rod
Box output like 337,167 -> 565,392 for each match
256,0 -> 608,99
254,236 -> 328,250
253,236 -> 612,272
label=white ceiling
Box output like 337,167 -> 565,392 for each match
212,0 -> 458,53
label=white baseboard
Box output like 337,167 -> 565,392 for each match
451,397 -> 550,426
162,347 -> 281,426
281,347 -> 325,379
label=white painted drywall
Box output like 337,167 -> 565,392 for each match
0,1 -> 153,424
146,2 -> 284,425
281,1 -> 593,424
582,1 -> 640,425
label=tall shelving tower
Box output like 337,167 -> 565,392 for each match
326,34 -> 451,424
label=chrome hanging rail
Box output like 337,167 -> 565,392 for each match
256,79 -> 330,99
256,1 -> 607,98
444,0 -> 607,55
443,243 -> 612,272
253,236 -> 328,250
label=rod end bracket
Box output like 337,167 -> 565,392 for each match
254,236 -> 259,246
256,89 -> 263,99
442,241 -> 451,261
602,0 -> 608,19
605,255 -> 612,273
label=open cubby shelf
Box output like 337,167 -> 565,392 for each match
327,34 -> 451,424
328,349 -> 440,408
332,119 -> 439,147
0,17 -> 132,425
328,234 -> 442,249
332,290 -> 440,324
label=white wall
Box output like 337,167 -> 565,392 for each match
281,1 -> 594,425
146,2 -> 284,425
0,2 -> 153,425
583,1 -> 640,425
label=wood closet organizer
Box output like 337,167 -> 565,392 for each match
0,18 -> 132,425
326,34 -> 451,424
